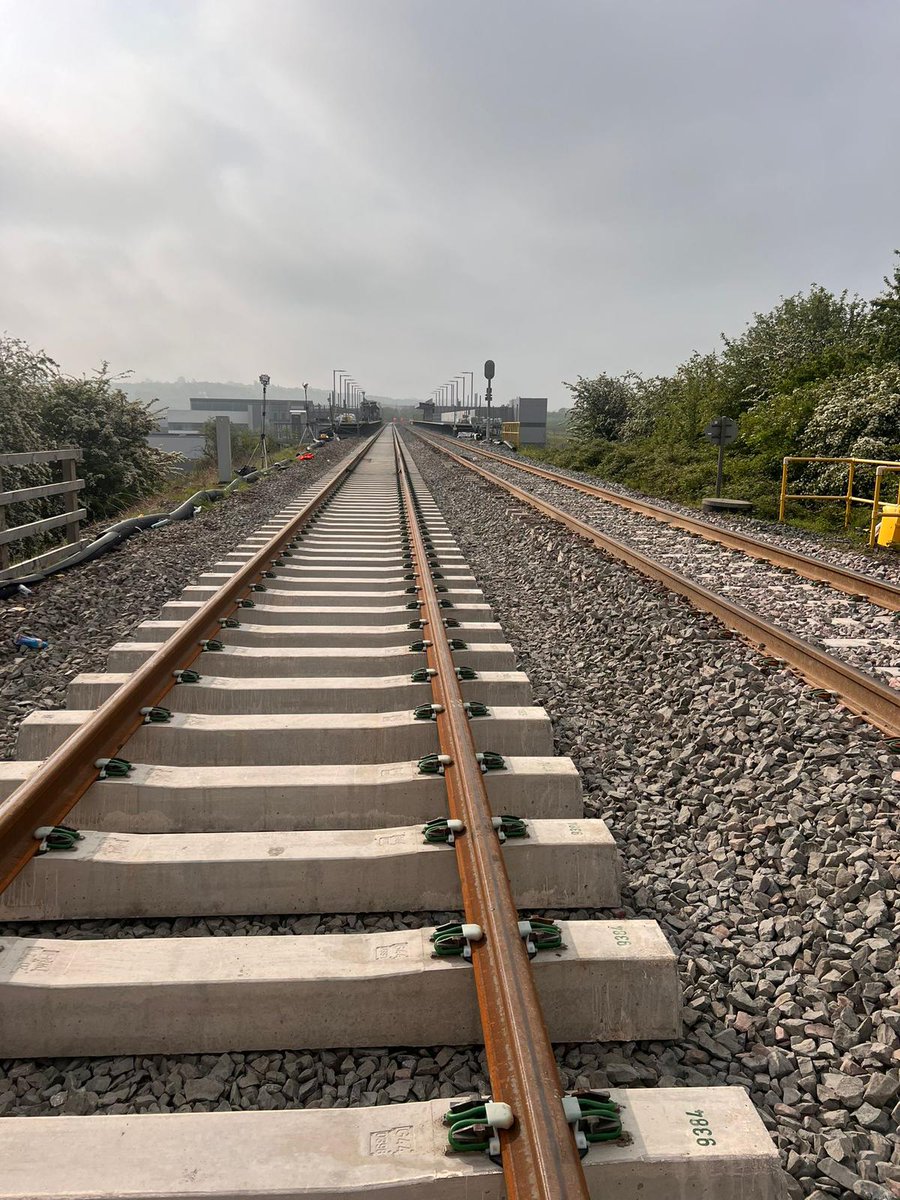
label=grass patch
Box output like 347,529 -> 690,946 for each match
523,437 -> 882,546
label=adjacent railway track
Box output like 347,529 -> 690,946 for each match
413,431 -> 900,740
0,428 -> 782,1198
425,435 -> 900,612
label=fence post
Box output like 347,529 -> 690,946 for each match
61,457 -> 82,545
844,461 -> 855,529
0,467 -> 7,572
869,469 -> 883,548
778,459 -> 789,522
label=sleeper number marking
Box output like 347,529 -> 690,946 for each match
685,1110 -> 717,1146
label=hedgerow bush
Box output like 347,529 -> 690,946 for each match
0,335 -> 172,524
540,251 -> 900,526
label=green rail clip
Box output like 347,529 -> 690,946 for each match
95,757 -> 133,779
417,753 -> 452,775
476,751 -> 507,772
33,824 -> 84,855
562,1091 -> 626,1157
493,815 -> 528,842
430,921 -> 483,960
518,917 -> 564,959
422,816 -> 465,844
141,706 -> 172,724
444,1097 -> 515,1164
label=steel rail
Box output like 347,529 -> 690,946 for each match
414,431 -> 900,612
414,434 -> 900,739
0,438 -> 376,894
393,430 -> 591,1199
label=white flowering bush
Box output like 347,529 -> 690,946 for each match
802,365 -> 900,458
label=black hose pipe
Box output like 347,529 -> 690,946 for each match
0,464 -> 285,600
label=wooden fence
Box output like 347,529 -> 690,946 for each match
0,449 -> 86,581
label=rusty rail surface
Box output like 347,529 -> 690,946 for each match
393,431 -> 591,1199
414,434 -> 900,739
0,438 -> 375,894
415,432 -> 900,613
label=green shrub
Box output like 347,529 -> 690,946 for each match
1,337 -> 173,522
539,252 -> 900,532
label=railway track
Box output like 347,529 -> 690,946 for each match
412,431 -> 900,741
422,436 -> 900,612
0,428 -> 784,1197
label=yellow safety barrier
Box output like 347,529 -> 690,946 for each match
778,456 -> 900,546
872,467 -> 900,547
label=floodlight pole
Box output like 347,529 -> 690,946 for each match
258,373 -> 271,468
333,370 -> 348,433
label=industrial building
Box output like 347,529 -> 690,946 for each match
413,396 -> 547,446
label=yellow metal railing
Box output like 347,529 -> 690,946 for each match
871,465 -> 900,547
778,456 -> 900,546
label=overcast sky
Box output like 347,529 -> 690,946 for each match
1,1 -> 898,407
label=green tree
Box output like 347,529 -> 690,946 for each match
870,251 -> 900,365
800,364 -> 900,459
720,286 -> 872,408
38,368 -> 171,518
565,372 -> 636,441
0,336 -> 54,454
1,337 -> 176,520
631,353 -> 723,445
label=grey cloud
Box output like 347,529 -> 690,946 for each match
0,0 -> 898,404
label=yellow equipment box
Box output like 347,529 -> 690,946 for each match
501,421 -> 520,448
877,503 -> 900,547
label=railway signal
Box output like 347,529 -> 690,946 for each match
484,359 -> 495,442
